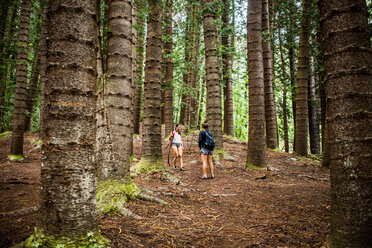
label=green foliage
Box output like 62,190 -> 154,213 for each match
23,227 -> 110,248
0,131 -> 12,138
8,154 -> 24,160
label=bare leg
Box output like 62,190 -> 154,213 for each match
178,146 -> 184,168
172,146 -> 178,168
201,154 -> 208,177
208,154 -> 214,177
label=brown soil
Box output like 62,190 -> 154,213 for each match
0,132 -> 330,247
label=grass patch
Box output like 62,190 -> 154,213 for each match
97,179 -> 140,214
130,158 -> 165,174
0,131 -> 11,139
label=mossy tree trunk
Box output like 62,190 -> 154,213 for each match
36,0 -> 100,243
10,0 -> 31,156
319,0 -> 372,246
202,0 -> 223,150
142,0 -> 163,162
294,0 -> 311,156
246,0 -> 266,168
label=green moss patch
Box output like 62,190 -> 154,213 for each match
96,180 -> 140,214
0,131 -> 12,139
8,154 -> 24,161
22,228 -> 110,248
246,163 -> 266,170
130,158 -> 165,174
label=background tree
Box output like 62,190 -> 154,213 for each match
262,0 -> 278,149
27,0 -> 108,245
141,0 -> 164,162
319,0 -> 372,246
202,0 -> 223,150
222,0 -> 234,137
10,0 -> 31,156
246,0 -> 266,168
308,50 -> 320,154
294,0 -> 311,156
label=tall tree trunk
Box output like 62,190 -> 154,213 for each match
10,0 -> 31,156
34,0 -> 102,244
180,15 -> 190,126
188,3 -> 200,130
24,51 -> 40,132
164,0 -> 174,136
133,0 -> 145,135
262,0 -> 278,149
130,2 -> 136,155
246,0 -> 266,167
222,0 -> 234,137
202,0 -> 223,150
142,0 -> 163,161
278,26 -> 289,153
97,0 -> 133,181
0,0 -> 10,50
308,53 -> 320,154
319,0 -> 372,246
0,1 -> 17,131
294,0 -> 311,156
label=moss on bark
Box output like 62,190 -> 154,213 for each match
130,158 -> 165,174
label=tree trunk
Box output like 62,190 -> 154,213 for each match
319,1 -> 372,246
24,51 -> 40,132
278,26 -> 289,153
294,0 -> 311,156
0,0 -> 10,49
180,15 -> 190,126
164,0 -> 174,136
10,0 -> 31,156
0,1 -> 17,131
202,0 -> 223,150
142,0 -> 163,161
246,0 -> 266,167
308,53 -> 321,154
262,0 -> 278,149
133,0 -> 145,135
37,0 -> 99,242
222,0 -> 234,137
97,0 -> 133,182
188,3 -> 200,130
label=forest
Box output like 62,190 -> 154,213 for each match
0,0 -> 371,247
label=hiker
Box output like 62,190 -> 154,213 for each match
198,121 -> 215,179
169,124 -> 185,171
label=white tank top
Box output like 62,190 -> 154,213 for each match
173,131 -> 181,144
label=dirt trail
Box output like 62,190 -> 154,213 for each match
0,132 -> 330,247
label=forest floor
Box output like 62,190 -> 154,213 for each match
0,131 -> 330,248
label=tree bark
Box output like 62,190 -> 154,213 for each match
308,53 -> 321,154
133,0 -> 145,135
294,0 -> 311,156
262,0 -> 278,149
10,0 -> 31,155
97,0 -> 133,182
0,0 -> 10,50
180,14 -> 190,126
164,0 -> 174,136
202,0 -> 223,150
319,0 -> 372,246
246,0 -> 266,167
142,0 -> 163,161
222,0 -> 234,137
38,0 -> 99,239
278,26 -> 289,153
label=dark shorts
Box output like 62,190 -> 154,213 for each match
200,147 -> 214,155
172,142 -> 181,148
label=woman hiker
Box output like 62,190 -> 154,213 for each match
169,124 -> 185,171
198,121 -> 215,179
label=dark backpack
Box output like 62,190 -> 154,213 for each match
204,130 -> 215,150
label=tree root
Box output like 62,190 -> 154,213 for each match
1,206 -> 39,217
138,193 -> 168,205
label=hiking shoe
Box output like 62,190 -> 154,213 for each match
180,167 -> 185,171
211,174 -> 215,179
202,175 -> 208,179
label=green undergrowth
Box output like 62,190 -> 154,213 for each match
214,149 -> 227,159
130,158 -> 165,174
246,163 -> 266,170
96,180 -> 140,214
8,154 -> 24,161
29,139 -> 43,146
21,228 -> 110,248
0,131 -> 12,139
